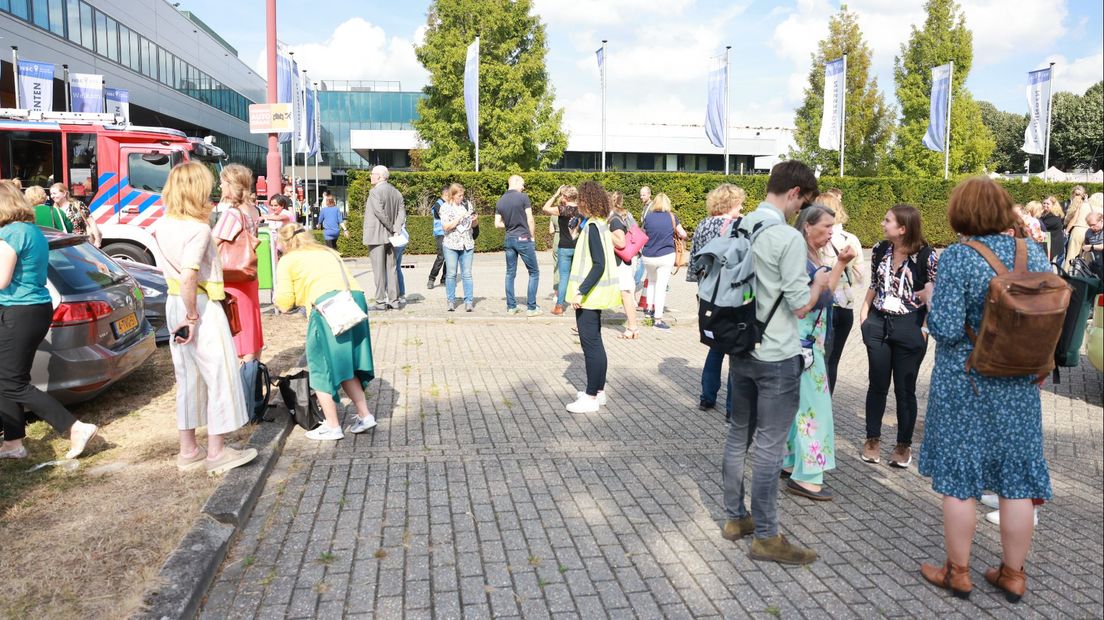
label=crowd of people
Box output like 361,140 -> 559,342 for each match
0,157 -> 1099,606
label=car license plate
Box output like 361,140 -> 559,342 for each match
113,313 -> 139,338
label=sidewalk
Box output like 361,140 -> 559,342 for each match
203,251 -> 1104,619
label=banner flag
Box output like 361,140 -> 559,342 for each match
464,38 -> 480,144
595,47 -> 604,71
71,73 -> 104,113
16,60 -> 55,111
105,88 -> 129,121
1022,67 -> 1052,155
922,63 -> 953,152
818,58 -> 845,150
704,54 -> 726,148
276,43 -> 296,143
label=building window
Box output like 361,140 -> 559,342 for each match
9,0 -> 29,20
119,24 -> 131,67
78,1 -> 92,50
66,0 -> 80,44
104,15 -> 118,62
93,9 -> 106,54
128,30 -> 140,72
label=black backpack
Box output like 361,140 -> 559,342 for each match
241,360 -> 274,423
276,369 -> 326,431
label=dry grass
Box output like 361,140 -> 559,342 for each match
0,313 -> 308,620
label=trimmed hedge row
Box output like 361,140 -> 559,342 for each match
343,171 -> 1101,253
320,215 -> 557,257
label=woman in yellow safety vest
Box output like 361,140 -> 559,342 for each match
564,181 -> 621,414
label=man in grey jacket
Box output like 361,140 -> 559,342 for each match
362,165 -> 406,310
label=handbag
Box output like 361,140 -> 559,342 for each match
314,252 -> 369,336
219,207 -> 260,283
160,239 -> 242,337
672,214 -> 688,271
615,221 -> 649,263
276,368 -> 325,431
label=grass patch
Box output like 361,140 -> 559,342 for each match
316,551 -> 336,565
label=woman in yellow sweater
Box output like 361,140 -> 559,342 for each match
275,225 -> 377,440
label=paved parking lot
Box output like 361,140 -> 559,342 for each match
204,253 -> 1104,619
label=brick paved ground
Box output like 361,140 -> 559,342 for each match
204,253 -> 1103,619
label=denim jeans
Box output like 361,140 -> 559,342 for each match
722,354 -> 802,538
556,247 -> 575,307
505,236 -> 540,310
700,347 -> 733,416
394,244 -> 406,297
443,246 -> 474,304
634,258 -> 645,287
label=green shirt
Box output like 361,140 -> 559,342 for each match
33,204 -> 73,232
738,202 -> 811,362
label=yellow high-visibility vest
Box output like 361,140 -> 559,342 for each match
566,218 -> 621,310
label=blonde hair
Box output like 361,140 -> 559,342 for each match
818,192 -> 849,225
650,193 -> 673,213
277,223 -> 331,255
560,186 -> 578,202
163,161 -> 214,221
1024,200 -> 1044,218
706,184 -> 746,216
219,163 -> 253,207
1045,195 -> 1063,218
0,180 -> 35,226
24,185 -> 48,206
446,183 -> 466,203
49,182 -> 69,197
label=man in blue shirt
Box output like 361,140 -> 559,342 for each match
427,186 -> 448,289
496,175 -> 540,316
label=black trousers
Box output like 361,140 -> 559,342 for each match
575,308 -> 607,396
323,238 -> 338,249
429,235 -> 446,283
0,303 -> 77,441
824,307 -> 854,393
861,310 -> 926,445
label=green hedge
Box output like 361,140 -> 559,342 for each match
318,216 -> 557,257
344,171 -> 1101,253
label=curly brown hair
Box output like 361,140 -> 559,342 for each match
577,181 -> 610,218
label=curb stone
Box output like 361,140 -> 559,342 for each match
137,408 -> 293,620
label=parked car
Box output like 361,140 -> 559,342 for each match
32,228 -> 157,405
116,258 -> 169,344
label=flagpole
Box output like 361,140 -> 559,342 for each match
62,64 -> 71,111
11,47 -> 19,107
475,36 -> 480,173
839,54 -> 847,177
601,40 -> 607,173
1043,61 -> 1056,182
944,61 -> 954,180
724,46 -> 731,176
289,52 -> 297,208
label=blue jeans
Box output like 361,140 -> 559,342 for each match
556,247 -> 575,307
444,246 -> 474,304
505,236 -> 540,310
634,258 -> 644,287
701,347 -> 733,415
394,244 -> 406,297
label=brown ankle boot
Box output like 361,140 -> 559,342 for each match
985,563 -> 1026,603
920,560 -> 973,599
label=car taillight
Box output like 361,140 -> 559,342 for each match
51,301 -> 114,326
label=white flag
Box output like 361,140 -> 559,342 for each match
1022,68 -> 1052,155
922,63 -> 953,153
818,58 -> 845,151
16,60 -> 55,112
464,38 -> 479,144
71,73 -> 104,113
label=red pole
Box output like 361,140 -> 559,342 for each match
265,0 -> 281,199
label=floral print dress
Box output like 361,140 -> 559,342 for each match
917,235 -> 1052,500
782,261 -> 836,484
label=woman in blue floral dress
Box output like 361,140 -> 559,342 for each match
782,204 -> 856,501
918,177 -> 1052,604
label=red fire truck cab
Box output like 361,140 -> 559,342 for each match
0,109 -> 227,266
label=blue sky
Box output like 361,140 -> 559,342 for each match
189,0 -> 1102,137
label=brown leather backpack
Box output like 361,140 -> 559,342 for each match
963,238 -> 1071,378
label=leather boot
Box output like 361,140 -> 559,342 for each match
920,560 -> 973,599
985,563 -> 1027,603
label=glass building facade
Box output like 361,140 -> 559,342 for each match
318,84 -> 421,169
2,0 -> 256,121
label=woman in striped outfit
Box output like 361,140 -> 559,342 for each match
158,161 -> 257,475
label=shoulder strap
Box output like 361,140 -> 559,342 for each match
331,251 -> 353,292
1013,237 -> 1027,272
963,240 -> 1008,275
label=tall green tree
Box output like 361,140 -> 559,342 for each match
413,0 -> 567,171
890,0 -> 994,177
977,101 -> 1029,174
791,5 -> 894,176
1050,81 -> 1103,171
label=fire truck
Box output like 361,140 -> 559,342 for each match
0,109 -> 227,266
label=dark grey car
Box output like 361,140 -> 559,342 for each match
32,230 -> 157,405
116,258 -> 169,343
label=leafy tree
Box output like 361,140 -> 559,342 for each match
1050,81 -> 1103,171
890,0 -> 994,177
413,0 -> 567,171
791,5 -> 894,176
977,101 -> 1029,174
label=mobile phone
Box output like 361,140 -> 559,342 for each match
174,325 -> 190,341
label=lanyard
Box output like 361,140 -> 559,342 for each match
883,251 -> 910,300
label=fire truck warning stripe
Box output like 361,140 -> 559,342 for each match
89,173 -> 119,211
137,194 -> 161,211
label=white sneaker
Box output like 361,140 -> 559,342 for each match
565,394 -> 600,413
985,507 -> 1039,526
576,390 -> 607,406
980,493 -> 1000,509
348,414 -> 378,434
305,424 -> 344,441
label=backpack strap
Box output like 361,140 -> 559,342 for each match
963,240 -> 1008,275
1013,238 -> 1028,272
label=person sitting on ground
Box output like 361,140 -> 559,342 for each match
274,224 -> 378,440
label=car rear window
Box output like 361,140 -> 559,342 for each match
48,242 -> 132,295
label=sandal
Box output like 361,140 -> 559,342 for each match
619,329 -> 640,339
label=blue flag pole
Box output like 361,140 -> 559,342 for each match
840,54 -> 847,177
724,46 -> 731,175
1043,61 -> 1056,182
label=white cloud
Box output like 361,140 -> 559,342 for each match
960,0 -> 1068,66
1039,49 -> 1104,95
532,0 -> 696,26
253,18 -> 428,88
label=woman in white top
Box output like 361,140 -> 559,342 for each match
817,190 -> 865,394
